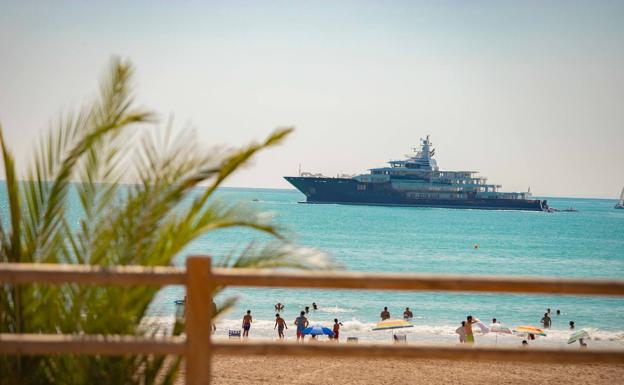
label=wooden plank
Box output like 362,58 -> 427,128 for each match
0,333 -> 185,355
0,263 -> 185,286
211,268 -> 624,296
1,262 -> 624,297
212,340 -> 624,365
185,256 -> 214,385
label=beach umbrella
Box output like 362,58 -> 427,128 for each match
302,323 -> 334,337
568,329 -> 590,344
372,319 -> 414,331
513,325 -> 547,337
489,324 -> 513,334
488,323 -> 513,346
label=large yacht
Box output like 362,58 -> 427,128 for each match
285,136 -> 548,211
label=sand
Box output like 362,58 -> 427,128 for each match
177,356 -> 624,385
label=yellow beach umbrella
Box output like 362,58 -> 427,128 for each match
513,325 -> 547,337
372,319 -> 414,331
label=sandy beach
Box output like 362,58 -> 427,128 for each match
175,356 -> 624,385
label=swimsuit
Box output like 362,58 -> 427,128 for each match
243,323 -> 251,331
465,333 -> 474,343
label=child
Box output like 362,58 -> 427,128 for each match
455,321 -> 467,343
333,319 -> 341,340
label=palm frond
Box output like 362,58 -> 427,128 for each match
0,125 -> 22,263
0,58 -> 333,385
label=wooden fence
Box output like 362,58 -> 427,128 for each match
1,256 -> 624,385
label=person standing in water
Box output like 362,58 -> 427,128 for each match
242,310 -> 253,338
403,307 -> 413,319
380,307 -> 391,320
465,315 -> 478,344
333,319 -> 341,340
541,312 -> 552,328
455,321 -> 467,343
294,311 -> 309,342
274,313 -> 287,339
312,302 -> 318,310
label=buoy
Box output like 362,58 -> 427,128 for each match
474,244 -> 479,249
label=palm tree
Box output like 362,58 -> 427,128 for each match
0,57 -> 332,385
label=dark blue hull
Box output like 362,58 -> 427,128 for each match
285,177 -> 546,211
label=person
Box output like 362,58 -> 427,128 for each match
294,311 -> 309,342
242,310 -> 252,338
333,319 -> 341,340
403,307 -> 413,319
275,303 -> 284,312
541,312 -> 552,328
465,315 -> 478,344
274,313 -> 287,339
455,321 -> 467,343
579,338 -> 587,348
570,321 -> 575,329
492,318 -> 498,324
305,306 -> 310,314
556,309 -> 561,315
547,308 -> 551,315
528,333 -> 535,340
380,307 -> 391,320
522,340 -> 529,347
312,302 -> 318,310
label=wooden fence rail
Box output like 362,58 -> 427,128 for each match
1,257 -> 624,385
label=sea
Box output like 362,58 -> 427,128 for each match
3,186 -> 624,348
152,188 -> 624,349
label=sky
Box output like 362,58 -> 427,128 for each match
1,1 -> 623,198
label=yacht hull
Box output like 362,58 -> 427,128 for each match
285,177 -> 546,211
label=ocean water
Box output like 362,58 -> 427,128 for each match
2,185 -> 624,348
153,188 -> 624,348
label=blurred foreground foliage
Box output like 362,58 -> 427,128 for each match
0,58 -> 333,385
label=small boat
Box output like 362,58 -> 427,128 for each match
616,187 -> 624,209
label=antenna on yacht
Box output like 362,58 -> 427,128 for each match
298,163 -> 301,177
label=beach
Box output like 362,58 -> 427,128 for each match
180,356 -> 624,385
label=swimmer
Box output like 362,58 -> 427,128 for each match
541,312 -> 552,328
274,313 -> 287,339
242,310 -> 252,338
312,302 -> 318,311
569,320 -> 575,329
403,307 -> 413,319
380,307 -> 390,320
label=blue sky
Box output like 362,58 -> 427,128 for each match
1,1 -> 623,197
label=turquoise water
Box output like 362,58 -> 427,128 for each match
154,188 -> 624,347
2,185 -> 623,346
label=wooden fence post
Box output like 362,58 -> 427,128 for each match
185,256 -> 213,385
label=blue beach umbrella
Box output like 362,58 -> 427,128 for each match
302,323 -> 334,337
